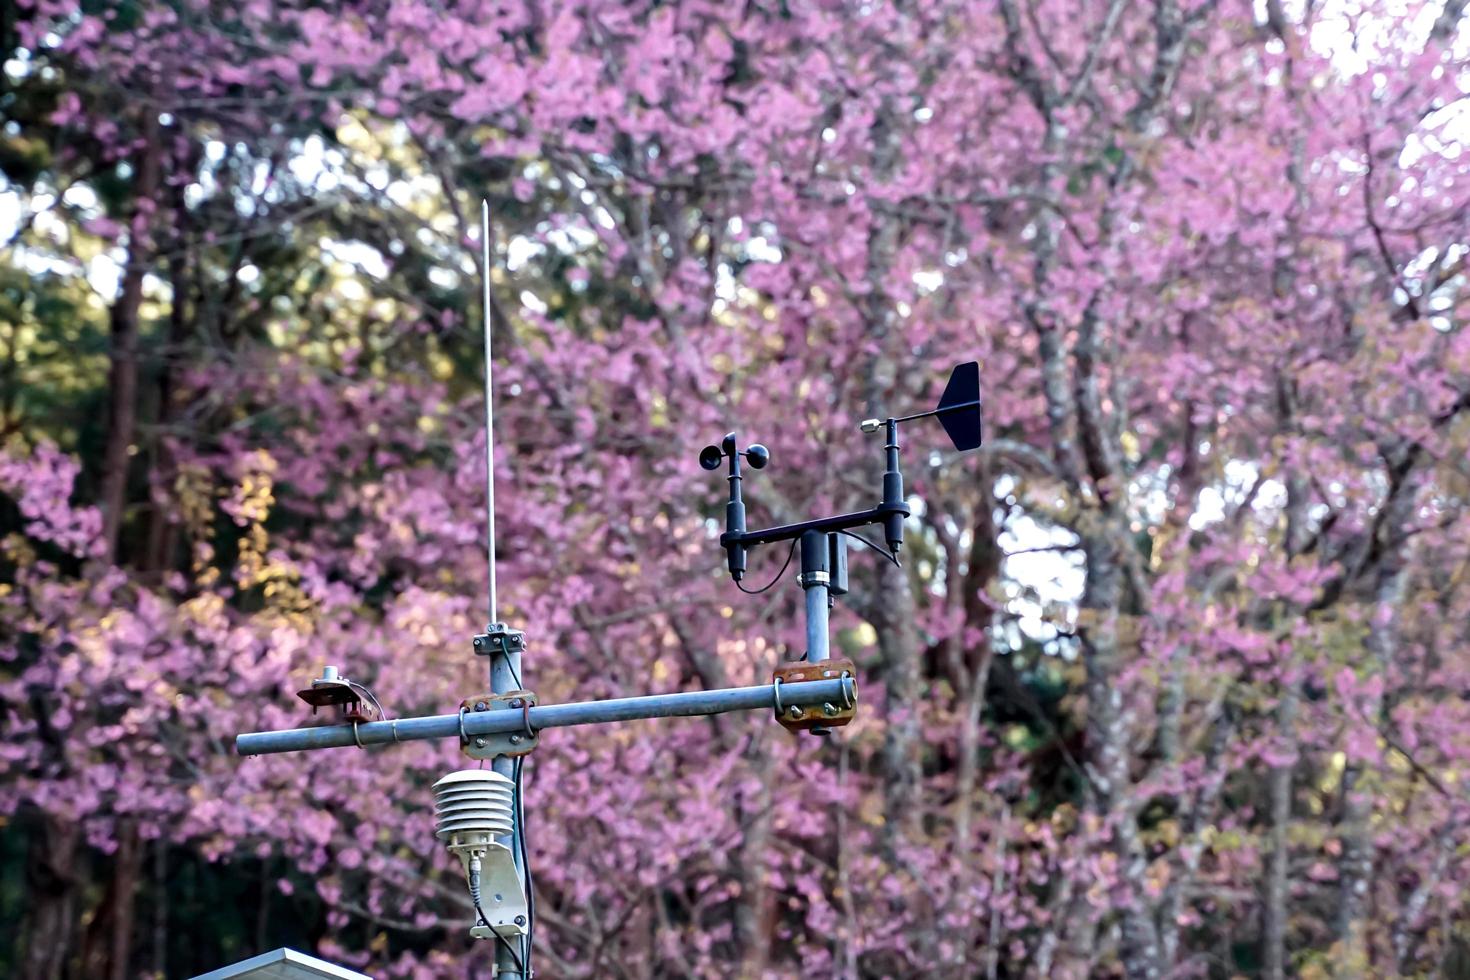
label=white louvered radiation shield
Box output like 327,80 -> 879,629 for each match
432,770 -> 527,940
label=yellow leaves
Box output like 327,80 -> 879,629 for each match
1317,751 -> 1346,796
77,619 -> 114,671
175,465 -> 213,538
69,227 -> 107,264
1200,825 -> 1244,852
1073,608 -> 1144,647
1144,857 -> 1171,898
0,320 -> 35,364
859,791 -> 886,827
2,532 -> 37,568
1084,851 -> 1120,908
1120,430 -> 1140,462
1146,818 -> 1182,850
1288,822 -> 1328,850
1050,802 -> 1078,835
335,114 -> 377,155
428,349 -> 455,380
1306,937 -> 1370,979
182,593 -> 225,625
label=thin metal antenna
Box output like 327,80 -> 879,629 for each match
482,200 -> 498,626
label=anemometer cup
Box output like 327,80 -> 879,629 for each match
699,439 -> 769,472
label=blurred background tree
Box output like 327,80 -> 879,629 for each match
1,0 -> 1468,977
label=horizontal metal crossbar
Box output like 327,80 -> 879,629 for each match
236,677 -> 855,757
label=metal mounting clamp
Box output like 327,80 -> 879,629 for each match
772,658 -> 857,733
472,623 -> 526,658
459,690 -> 540,760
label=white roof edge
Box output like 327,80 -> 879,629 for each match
189,947 -> 373,980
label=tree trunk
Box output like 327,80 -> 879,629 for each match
735,736 -> 776,979
1263,691 -> 1297,980
1081,528 -> 1161,979
80,820 -> 143,980
1336,485 -> 1412,961
19,815 -> 81,980
99,100 -> 165,562
876,564 -> 924,839
143,225 -> 191,575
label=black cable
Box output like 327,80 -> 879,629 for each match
515,755 -> 535,977
494,935 -> 526,976
734,537 -> 799,594
474,835 -> 527,978
838,528 -> 903,568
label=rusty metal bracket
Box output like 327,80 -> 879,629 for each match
773,659 -> 857,733
459,690 -> 539,760
296,668 -> 381,725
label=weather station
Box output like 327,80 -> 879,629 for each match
233,203 -> 983,977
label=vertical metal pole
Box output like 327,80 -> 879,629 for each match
799,530 -> 832,737
799,530 -> 831,663
804,582 -> 830,663
483,200 -> 525,979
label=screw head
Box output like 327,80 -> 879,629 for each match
514,915 -> 527,926
474,701 -> 488,711
474,737 -> 486,748
509,734 -> 522,744
822,702 -> 839,717
787,705 -> 803,720
473,637 -> 483,648
509,698 -> 523,708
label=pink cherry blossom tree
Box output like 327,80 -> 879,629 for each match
2,0 -> 1468,976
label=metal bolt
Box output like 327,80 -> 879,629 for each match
787,705 -> 803,720
473,637 -> 483,648
474,737 -> 486,748
509,735 -> 522,744
475,701 -> 488,711
509,698 -> 523,708
822,702 -> 839,717
514,915 -> 527,926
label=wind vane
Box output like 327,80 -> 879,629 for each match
234,201 -> 983,977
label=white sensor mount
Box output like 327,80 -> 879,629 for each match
433,770 -> 527,940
